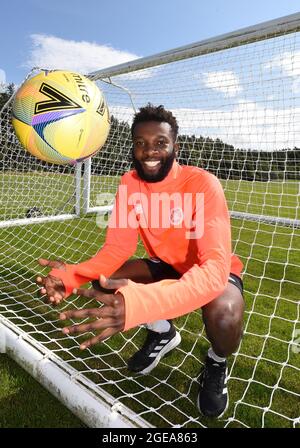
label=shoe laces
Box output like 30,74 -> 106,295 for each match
141,330 -> 169,356
202,358 -> 227,394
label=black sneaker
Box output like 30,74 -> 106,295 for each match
197,355 -> 228,418
127,325 -> 181,374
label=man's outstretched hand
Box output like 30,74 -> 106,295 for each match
36,258 -> 66,305
59,275 -> 128,349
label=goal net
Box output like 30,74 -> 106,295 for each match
0,14 -> 299,428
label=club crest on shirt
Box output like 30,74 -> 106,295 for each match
134,202 -> 143,215
170,207 -> 184,226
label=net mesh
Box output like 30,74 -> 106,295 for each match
0,27 -> 299,428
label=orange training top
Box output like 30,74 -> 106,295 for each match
50,161 -> 243,331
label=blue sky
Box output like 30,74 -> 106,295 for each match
1,1 -> 299,151
0,0 -> 299,85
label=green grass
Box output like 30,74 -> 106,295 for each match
0,354 -> 85,428
0,173 -> 299,428
0,172 -> 120,220
222,179 -> 300,220
1,172 -> 299,220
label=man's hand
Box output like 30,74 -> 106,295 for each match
59,275 -> 128,349
36,258 -> 66,305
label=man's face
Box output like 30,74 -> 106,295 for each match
132,121 -> 178,183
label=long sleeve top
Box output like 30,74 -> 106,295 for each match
50,161 -> 243,331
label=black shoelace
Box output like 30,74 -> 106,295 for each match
141,330 -> 168,356
202,358 -> 227,394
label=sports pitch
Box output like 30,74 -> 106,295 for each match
0,172 -> 299,427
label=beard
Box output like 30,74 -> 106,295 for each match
132,148 -> 176,183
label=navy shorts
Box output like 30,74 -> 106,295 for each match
144,258 -> 244,296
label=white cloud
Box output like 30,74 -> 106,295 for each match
105,100 -> 299,151
174,100 -> 299,150
265,50 -> 300,93
0,69 -> 6,92
25,34 -> 140,75
265,50 -> 300,77
21,37 -> 299,151
109,105 -> 136,121
203,71 -> 242,98
0,69 -> 6,83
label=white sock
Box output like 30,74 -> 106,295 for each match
208,347 -> 226,364
146,320 -> 171,333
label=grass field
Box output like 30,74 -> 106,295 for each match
1,172 -> 299,221
0,172 -> 299,428
0,354 -> 85,428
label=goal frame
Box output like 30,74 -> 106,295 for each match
0,12 -> 300,428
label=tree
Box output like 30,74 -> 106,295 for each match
92,114 -> 132,176
0,83 -> 15,111
0,93 -> 299,180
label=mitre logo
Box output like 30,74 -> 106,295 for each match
97,98 -> 106,116
34,83 -> 82,114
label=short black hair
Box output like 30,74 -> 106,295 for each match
131,103 -> 179,141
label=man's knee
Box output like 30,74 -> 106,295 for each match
202,289 -> 245,333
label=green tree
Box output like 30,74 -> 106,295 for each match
0,83 -> 15,111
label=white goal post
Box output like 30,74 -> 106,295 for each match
0,13 -> 299,428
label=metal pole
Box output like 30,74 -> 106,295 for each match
83,158 -> 91,215
89,12 -> 300,80
0,316 -> 150,428
74,162 -> 82,216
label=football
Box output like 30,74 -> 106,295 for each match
12,70 -> 110,165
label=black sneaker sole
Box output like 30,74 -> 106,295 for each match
197,393 -> 229,419
134,331 -> 181,375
